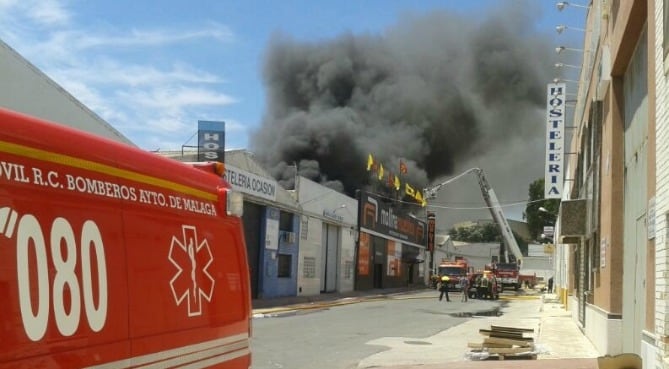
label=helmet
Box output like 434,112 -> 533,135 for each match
441,276 -> 450,282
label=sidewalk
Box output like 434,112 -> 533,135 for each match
252,289 -> 602,368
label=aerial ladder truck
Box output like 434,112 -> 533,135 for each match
423,167 -> 523,290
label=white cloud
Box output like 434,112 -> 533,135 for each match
14,22 -> 235,67
144,115 -> 193,133
56,60 -> 224,87
67,23 -> 235,50
28,0 -> 70,26
0,0 -> 70,26
0,2 -> 244,150
222,119 -> 246,133
119,87 -> 237,110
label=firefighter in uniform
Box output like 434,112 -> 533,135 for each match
478,274 -> 490,299
438,275 -> 450,302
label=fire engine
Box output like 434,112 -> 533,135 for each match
424,168 -> 524,291
0,108 -> 251,368
434,257 -> 470,290
488,262 -> 521,291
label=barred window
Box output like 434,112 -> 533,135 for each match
303,257 -> 316,278
278,254 -> 292,278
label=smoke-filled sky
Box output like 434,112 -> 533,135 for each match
2,0 -> 583,226
251,3 -> 572,225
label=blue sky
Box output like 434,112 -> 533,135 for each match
0,0 -> 586,152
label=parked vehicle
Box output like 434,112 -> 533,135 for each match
0,108 -> 252,368
435,257 -> 470,290
468,272 -> 500,300
519,272 -> 538,289
492,262 -> 521,291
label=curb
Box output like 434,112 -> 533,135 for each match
252,291 -> 514,318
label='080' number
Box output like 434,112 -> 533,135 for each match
17,215 -> 108,341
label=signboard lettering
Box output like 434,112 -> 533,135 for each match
545,83 -> 565,198
197,120 -> 225,162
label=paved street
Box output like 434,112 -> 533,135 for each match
252,289 -> 600,369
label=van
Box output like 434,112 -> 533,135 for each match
0,108 -> 251,368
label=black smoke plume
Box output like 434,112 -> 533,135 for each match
250,2 -> 556,223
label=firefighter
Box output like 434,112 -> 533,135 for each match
438,275 -> 450,302
460,275 -> 469,302
478,273 -> 490,299
473,274 -> 482,299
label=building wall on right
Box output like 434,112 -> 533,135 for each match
559,0 -> 660,363
654,0 -> 669,367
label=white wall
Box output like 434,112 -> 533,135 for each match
584,304 -> 621,355
297,215 -> 323,296
296,176 -> 358,295
338,227 -> 355,293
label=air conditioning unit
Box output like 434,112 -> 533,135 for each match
282,231 -> 296,243
559,199 -> 587,243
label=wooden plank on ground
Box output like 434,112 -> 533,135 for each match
479,334 -> 525,340
478,329 -> 529,340
484,337 -> 533,347
490,325 -> 534,333
467,342 -> 512,349
494,353 -> 537,361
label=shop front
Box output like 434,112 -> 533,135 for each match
355,190 -> 427,290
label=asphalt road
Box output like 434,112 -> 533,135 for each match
251,291 -> 503,369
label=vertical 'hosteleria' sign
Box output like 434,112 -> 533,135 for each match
545,83 -> 565,199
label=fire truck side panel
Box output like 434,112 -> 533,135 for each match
0,171 -> 131,367
123,207 -> 248,335
0,108 -> 251,368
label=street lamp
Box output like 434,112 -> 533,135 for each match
555,62 -> 581,70
538,207 -> 556,243
556,2 -> 590,11
538,207 -> 558,224
555,46 -> 584,54
556,25 -> 586,34
553,77 -> 579,84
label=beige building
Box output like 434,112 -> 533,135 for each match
554,0 -> 665,366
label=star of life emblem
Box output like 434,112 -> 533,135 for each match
169,225 -> 215,317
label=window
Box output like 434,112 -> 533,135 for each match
278,254 -> 292,278
300,216 -> 308,239
344,261 -> 353,279
303,256 -> 316,278
280,211 -> 293,232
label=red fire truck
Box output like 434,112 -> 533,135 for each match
434,257 -> 471,290
0,108 -> 251,368
491,262 -> 521,291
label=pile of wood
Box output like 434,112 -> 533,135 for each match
467,325 -> 536,360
